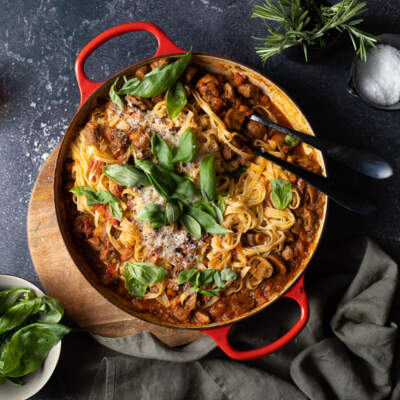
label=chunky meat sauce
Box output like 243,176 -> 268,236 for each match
66,60 -> 325,326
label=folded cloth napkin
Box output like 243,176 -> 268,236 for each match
57,237 -> 400,400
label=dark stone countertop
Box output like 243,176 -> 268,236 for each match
0,1 -> 399,398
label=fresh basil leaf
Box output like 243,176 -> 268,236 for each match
151,135 -> 173,170
200,154 -> 216,202
128,50 -> 192,98
108,201 -> 123,221
284,135 -> 299,147
166,202 -> 181,224
210,202 -> 223,224
0,323 -> 70,377
103,164 -> 150,186
217,194 -> 229,214
220,269 -> 237,283
171,179 -> 200,200
70,186 -> 122,221
124,262 -> 167,298
118,76 -> 141,95
143,64 -> 168,78
136,204 -> 167,228
135,160 -> 176,200
199,270 -> 215,286
125,262 -> 166,286
172,128 -> 199,163
166,81 -> 187,120
228,166 -> 247,179
128,281 -> 147,298
188,207 -> 232,235
192,200 -> 217,219
70,186 -> 97,201
0,299 -> 42,335
199,289 -> 220,297
177,269 -> 199,285
109,77 -> 124,110
271,179 -> 292,210
179,214 -> 202,239
38,296 -> 64,324
213,271 -> 224,288
0,288 -> 36,316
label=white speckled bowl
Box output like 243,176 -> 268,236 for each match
0,275 -> 62,400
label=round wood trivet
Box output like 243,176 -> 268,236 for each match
27,147 -> 203,346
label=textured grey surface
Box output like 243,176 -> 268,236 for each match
0,0 -> 399,399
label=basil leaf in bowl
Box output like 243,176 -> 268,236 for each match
0,323 -> 70,378
0,275 -> 70,398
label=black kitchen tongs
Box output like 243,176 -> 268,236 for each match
241,115 -> 393,214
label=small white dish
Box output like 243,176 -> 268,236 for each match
0,275 -> 62,400
348,33 -> 400,111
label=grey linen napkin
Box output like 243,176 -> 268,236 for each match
57,237 -> 400,400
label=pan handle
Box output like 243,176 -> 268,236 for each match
75,22 -> 184,104
202,275 -> 309,360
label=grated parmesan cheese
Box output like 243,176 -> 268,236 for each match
130,185 -> 203,267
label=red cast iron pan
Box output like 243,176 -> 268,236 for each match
54,21 -> 327,360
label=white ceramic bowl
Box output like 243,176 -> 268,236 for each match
0,275 -> 62,400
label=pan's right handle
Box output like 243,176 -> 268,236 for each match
75,22 -> 184,104
202,275 -> 309,360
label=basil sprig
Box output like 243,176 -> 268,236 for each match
70,186 -> 123,221
115,50 -> 192,99
134,159 -> 199,201
103,164 -> 150,186
166,81 -> 187,120
192,200 -> 223,224
187,207 -> 232,235
118,65 -> 169,96
271,179 -> 292,210
151,129 -> 198,169
200,154 -> 216,202
136,202 -> 181,228
177,268 -> 237,296
124,262 -> 167,298
136,204 -> 168,228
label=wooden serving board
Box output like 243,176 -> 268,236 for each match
27,147 -> 203,346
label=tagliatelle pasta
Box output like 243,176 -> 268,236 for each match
66,59 -> 325,326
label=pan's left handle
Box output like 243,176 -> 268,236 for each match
75,22 -> 184,104
202,275 -> 309,360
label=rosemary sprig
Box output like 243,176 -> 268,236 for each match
252,0 -> 378,63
